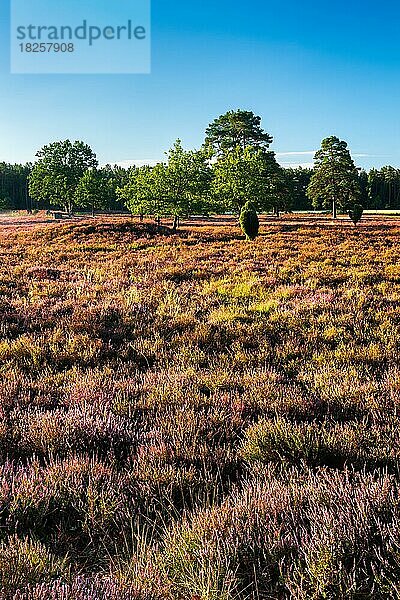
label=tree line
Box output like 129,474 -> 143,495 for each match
0,163 -> 32,211
1,110 -> 398,218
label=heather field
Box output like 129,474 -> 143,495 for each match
1,214 -> 400,599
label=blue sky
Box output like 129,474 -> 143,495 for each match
1,0 -> 400,169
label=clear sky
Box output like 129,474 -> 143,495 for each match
1,0 -> 400,170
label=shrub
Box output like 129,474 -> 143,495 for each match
239,202 -> 259,241
348,203 -> 364,225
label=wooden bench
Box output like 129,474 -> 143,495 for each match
50,211 -> 70,220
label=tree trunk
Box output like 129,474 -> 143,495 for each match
332,198 -> 337,219
172,215 -> 178,231
25,182 -> 32,213
66,198 -> 73,216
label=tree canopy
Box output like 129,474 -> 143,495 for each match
212,146 -> 278,213
204,110 -> 273,156
118,140 -> 212,227
307,136 -> 360,218
7,111 -> 400,219
118,163 -> 166,220
29,140 -> 98,214
75,168 -> 113,216
162,140 -> 213,224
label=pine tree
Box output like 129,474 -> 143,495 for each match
307,136 -> 360,218
205,110 -> 273,156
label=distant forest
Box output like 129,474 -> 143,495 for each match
2,161 -> 400,213
0,162 -> 127,213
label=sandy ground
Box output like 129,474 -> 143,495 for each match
0,212 -> 86,229
0,211 -> 399,232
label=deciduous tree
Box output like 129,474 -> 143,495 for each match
163,140 -> 213,228
75,168 -> 112,216
118,163 -> 167,222
120,141 -> 212,228
29,140 -> 98,214
212,146 -> 278,213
